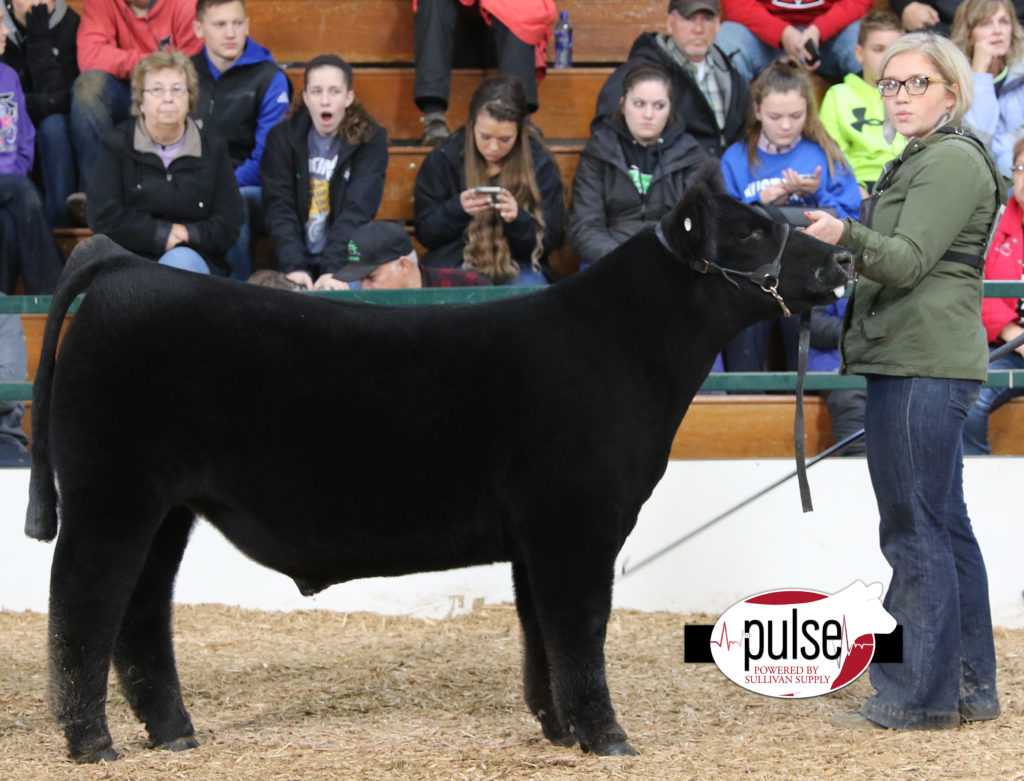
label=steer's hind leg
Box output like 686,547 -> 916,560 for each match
112,507 -> 198,752
511,561 -> 575,747
522,555 -> 636,756
48,501 -> 164,762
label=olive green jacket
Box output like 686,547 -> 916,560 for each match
838,127 -> 1006,381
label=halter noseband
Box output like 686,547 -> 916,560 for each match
654,218 -> 793,317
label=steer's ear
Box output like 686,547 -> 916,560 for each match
660,159 -> 723,261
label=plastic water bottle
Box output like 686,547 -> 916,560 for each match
553,11 -> 573,69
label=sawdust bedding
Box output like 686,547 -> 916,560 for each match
1,604 -> 1022,780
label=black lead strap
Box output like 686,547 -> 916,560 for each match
620,329 -> 1024,580
795,310 -> 813,512
656,215 -> 811,508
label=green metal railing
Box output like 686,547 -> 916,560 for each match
3,280 -> 1024,401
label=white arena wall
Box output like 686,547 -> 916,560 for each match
3,458 -> 1023,628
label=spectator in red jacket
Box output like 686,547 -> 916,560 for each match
715,0 -> 872,82
963,135 -> 1024,454
414,0 -> 556,145
67,0 -> 201,222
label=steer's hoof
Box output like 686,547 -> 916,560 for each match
538,713 -> 577,748
546,732 -> 578,748
158,735 -> 200,753
73,746 -> 119,764
598,740 -> 638,756
585,733 -> 638,756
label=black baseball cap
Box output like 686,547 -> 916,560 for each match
668,0 -> 720,16
334,221 -> 414,282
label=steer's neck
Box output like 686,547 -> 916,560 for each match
554,235 -> 759,418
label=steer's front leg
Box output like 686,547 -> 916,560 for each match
521,553 -> 636,756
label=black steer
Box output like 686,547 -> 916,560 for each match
26,166 -> 851,762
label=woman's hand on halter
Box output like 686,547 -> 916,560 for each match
802,210 -> 845,245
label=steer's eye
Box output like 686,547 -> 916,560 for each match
738,228 -> 765,242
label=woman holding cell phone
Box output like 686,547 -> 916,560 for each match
413,75 -> 564,285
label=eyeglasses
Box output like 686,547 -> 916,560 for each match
143,85 -> 188,98
1013,164 -> 1024,175
876,76 -> 951,97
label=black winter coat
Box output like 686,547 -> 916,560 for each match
413,127 -> 565,274
568,118 -> 708,265
593,34 -> 749,159
87,119 -> 245,275
0,0 -> 79,124
260,109 -> 388,274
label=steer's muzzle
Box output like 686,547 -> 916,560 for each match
833,248 -> 855,281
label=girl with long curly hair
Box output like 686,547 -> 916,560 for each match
414,74 -> 564,285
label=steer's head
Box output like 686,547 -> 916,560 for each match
658,161 -> 853,319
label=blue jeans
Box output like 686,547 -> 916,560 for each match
859,375 -> 999,729
159,248 -> 211,274
0,298 -> 30,467
34,114 -> 77,227
714,21 -> 862,82
226,186 -> 264,280
508,266 -> 549,286
963,349 -> 1024,455
70,71 -> 132,191
0,175 -> 63,294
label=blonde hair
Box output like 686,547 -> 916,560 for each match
462,75 -> 549,284
131,51 -> 199,117
880,32 -> 974,124
952,0 -> 1024,68
744,58 -> 848,177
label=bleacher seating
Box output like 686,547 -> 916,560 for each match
41,0 -> 1024,458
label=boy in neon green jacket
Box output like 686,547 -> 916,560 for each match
820,10 -> 907,196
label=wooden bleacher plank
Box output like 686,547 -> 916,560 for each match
247,0 -> 413,65
246,0 -> 659,67
674,395 -> 834,458
67,0 -> 657,66
540,0 -> 664,64
286,66 -> 609,142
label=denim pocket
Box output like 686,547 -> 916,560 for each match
948,379 -> 981,414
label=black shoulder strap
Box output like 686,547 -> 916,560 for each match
932,126 -> 1006,269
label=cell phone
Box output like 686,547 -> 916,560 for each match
803,39 -> 820,66
473,186 -> 505,195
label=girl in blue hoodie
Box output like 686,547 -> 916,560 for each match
720,58 -> 862,220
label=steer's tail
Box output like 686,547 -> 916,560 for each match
25,236 -> 143,541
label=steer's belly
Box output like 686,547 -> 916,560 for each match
197,498 -> 513,586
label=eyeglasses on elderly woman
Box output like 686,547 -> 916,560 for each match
143,85 -> 189,98
876,76 -> 952,97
